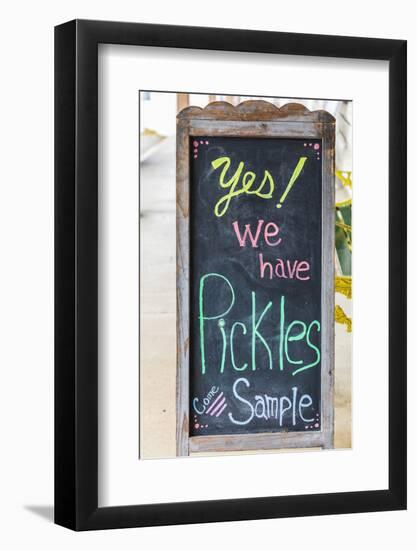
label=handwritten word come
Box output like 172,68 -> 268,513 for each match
211,156 -> 307,217
192,386 -> 220,414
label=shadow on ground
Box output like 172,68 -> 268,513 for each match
24,505 -> 54,523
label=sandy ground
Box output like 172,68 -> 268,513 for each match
140,136 -> 351,459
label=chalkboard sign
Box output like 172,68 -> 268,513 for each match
176,101 -> 335,455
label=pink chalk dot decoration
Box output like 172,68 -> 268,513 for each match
205,140 -> 209,145
195,423 -> 199,429
193,141 -> 199,147
194,155 -> 198,159
314,143 -> 320,150
315,423 -> 319,428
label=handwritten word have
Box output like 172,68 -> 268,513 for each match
211,156 -> 307,217
258,254 -> 310,281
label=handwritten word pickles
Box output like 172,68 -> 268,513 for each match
198,273 -> 321,377
211,155 -> 307,217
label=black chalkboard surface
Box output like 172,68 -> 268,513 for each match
190,136 -> 322,436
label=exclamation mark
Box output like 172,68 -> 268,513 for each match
276,156 -> 308,208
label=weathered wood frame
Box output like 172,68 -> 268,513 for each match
176,100 -> 335,456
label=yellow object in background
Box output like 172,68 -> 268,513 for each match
335,305 -> 352,333
335,276 -> 352,299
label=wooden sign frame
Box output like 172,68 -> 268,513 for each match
176,100 -> 335,456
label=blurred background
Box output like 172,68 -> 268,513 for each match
139,92 -> 352,458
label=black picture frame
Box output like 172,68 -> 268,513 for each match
55,19 -> 407,531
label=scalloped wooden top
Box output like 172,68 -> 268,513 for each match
177,100 -> 335,123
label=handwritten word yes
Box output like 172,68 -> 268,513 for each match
211,156 -> 307,217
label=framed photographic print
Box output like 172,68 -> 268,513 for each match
55,20 -> 407,530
